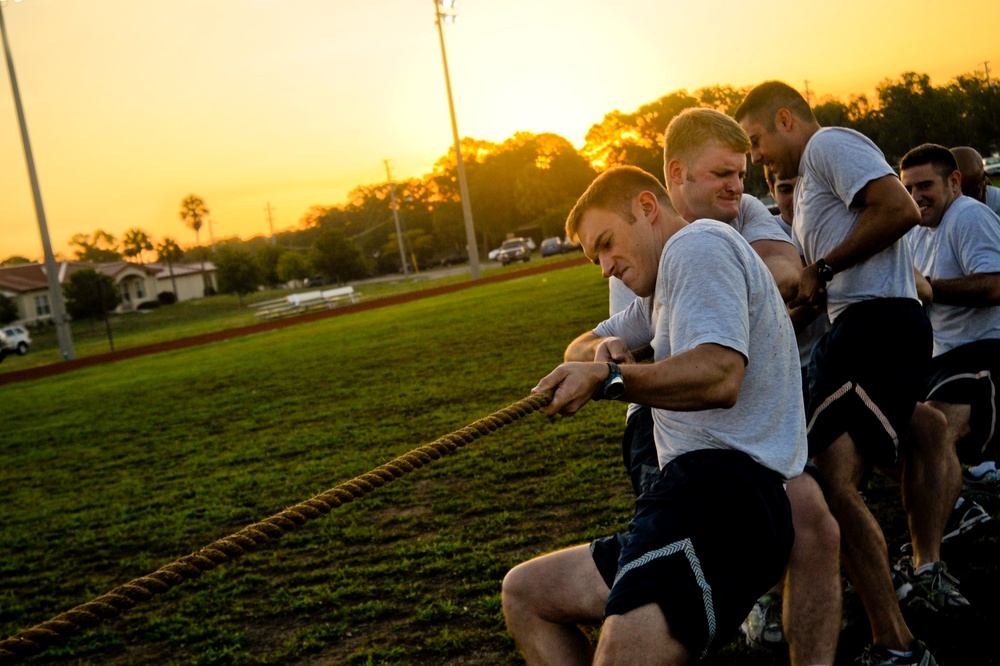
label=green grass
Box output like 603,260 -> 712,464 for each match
0,253 -> 583,374
2,261 -> 998,665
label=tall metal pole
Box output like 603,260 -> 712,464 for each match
433,0 -> 481,279
0,3 -> 74,359
384,159 -> 409,276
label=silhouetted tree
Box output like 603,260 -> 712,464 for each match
156,237 -> 184,298
63,269 -> 120,322
70,230 -> 121,262
122,228 -> 154,264
309,228 -> 369,284
215,245 -> 263,305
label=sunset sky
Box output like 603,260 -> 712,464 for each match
1,0 -> 997,262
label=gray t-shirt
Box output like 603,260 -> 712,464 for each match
608,194 -> 792,314
594,221 -> 807,479
907,195 -> 1000,356
794,127 -> 918,322
986,185 -> 1000,216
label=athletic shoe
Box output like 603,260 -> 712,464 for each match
899,498 -> 991,555
895,557 -> 970,611
857,640 -> 937,665
739,592 -> 784,649
963,467 -> 1000,500
944,497 -> 992,541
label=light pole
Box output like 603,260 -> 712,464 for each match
384,159 -> 410,276
433,0 -> 481,280
0,0 -> 75,359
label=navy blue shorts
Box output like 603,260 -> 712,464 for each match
924,338 -> 1000,463
806,298 -> 931,466
591,449 -> 792,658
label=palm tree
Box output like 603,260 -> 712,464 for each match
156,237 -> 184,299
122,228 -> 154,264
179,194 -> 210,294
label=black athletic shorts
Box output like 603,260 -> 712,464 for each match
591,449 -> 792,658
622,406 -> 658,497
805,298 -> 931,466
924,338 -> 1000,463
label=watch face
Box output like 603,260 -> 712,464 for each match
605,378 -> 625,399
819,265 -> 834,282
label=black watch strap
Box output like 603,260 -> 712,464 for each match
601,361 -> 625,400
816,258 -> 835,283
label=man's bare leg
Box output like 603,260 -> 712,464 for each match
502,544 -> 608,665
595,603 -> 691,666
784,473 -> 841,665
813,433 -> 914,651
900,403 -> 961,568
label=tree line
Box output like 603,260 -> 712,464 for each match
2,67 -> 997,304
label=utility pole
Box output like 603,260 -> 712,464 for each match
803,80 -> 812,107
983,61 -> 999,152
0,2 -> 74,359
265,202 -> 276,245
384,160 -> 410,276
434,0 -> 481,279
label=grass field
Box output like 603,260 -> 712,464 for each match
2,262 -> 1000,665
0,254 -> 581,374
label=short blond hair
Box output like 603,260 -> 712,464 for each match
565,166 -> 671,242
663,108 -> 751,169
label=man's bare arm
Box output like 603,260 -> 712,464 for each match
914,267 -> 933,305
826,174 -> 921,270
793,174 -> 920,307
564,331 -> 602,362
750,239 -> 803,303
535,343 -> 745,416
564,330 -> 635,364
928,273 -> 1000,307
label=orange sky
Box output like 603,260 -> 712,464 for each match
1,0 -> 997,262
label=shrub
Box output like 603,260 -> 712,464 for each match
137,300 -> 161,311
158,291 -> 178,305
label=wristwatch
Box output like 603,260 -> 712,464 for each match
599,362 -> 625,400
816,258 -> 835,284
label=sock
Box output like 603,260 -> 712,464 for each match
968,461 -> 997,477
886,647 -> 914,657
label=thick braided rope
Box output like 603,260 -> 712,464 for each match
0,391 -> 552,665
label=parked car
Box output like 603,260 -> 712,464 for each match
2,325 -> 31,355
985,156 -> 1000,177
488,247 -> 502,261
561,236 -> 583,253
438,253 -> 467,267
497,238 -> 532,266
540,237 -> 564,257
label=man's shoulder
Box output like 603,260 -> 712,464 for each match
803,127 -> 885,165
948,195 -> 1000,227
666,221 -> 751,262
985,186 -> 1000,214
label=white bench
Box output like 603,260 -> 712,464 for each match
253,286 -> 358,320
321,286 -> 358,305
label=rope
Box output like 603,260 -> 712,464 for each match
0,390 -> 553,665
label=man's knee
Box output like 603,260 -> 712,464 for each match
501,561 -> 533,612
788,475 -> 840,557
596,605 -> 690,666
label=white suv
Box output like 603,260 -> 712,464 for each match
2,325 -> 31,355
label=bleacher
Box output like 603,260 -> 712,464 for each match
252,287 -> 359,320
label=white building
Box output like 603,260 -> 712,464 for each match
0,261 -> 217,326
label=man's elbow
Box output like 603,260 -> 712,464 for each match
705,370 -> 743,409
